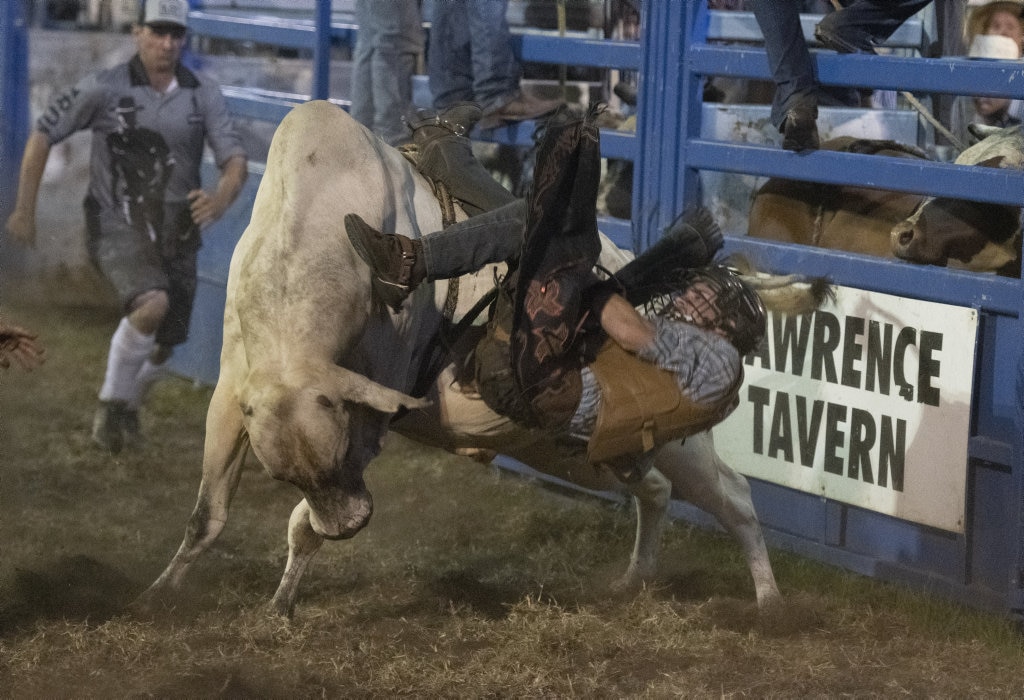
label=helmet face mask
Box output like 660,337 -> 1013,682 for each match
653,265 -> 767,355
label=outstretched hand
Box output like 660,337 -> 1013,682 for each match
187,188 -> 226,229
0,320 -> 46,371
4,209 -> 37,248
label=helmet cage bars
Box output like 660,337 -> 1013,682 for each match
647,265 -> 767,355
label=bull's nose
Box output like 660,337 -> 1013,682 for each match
890,223 -> 913,251
307,498 -> 373,540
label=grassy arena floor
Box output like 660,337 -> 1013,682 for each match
1,298 -> 1023,698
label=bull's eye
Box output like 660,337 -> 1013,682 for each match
316,394 -> 334,409
241,404 -> 254,417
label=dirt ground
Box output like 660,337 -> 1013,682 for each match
1,297 -> 1023,698
2,28 -> 1023,699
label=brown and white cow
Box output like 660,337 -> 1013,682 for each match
890,124 -> 1023,276
749,128 -> 1023,276
136,101 -> 819,618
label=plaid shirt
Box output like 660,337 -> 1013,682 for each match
569,317 -> 742,441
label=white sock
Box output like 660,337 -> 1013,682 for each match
98,317 -> 157,403
127,358 -> 167,410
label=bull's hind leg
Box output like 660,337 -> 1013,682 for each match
133,378 -> 249,610
269,499 -> 324,618
655,433 -> 782,608
613,467 -> 672,593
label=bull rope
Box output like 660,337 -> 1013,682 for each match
398,169 -> 500,401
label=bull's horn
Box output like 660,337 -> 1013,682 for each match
727,254 -> 835,316
743,274 -> 835,316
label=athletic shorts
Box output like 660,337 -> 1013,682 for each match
84,195 -> 201,347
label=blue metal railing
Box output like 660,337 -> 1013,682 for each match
0,1 -> 29,224
660,3 -> 1024,617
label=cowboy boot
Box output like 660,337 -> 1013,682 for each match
408,103 -> 515,216
616,206 -> 724,306
345,214 -> 426,313
407,101 -> 483,138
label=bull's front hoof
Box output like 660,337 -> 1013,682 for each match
126,587 -> 176,619
609,572 -> 647,599
268,594 -> 296,620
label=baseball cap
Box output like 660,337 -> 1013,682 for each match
140,0 -> 189,28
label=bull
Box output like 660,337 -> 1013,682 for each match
137,101 -> 813,618
749,127 -> 1023,276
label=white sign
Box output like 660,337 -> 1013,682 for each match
715,286 -> 978,533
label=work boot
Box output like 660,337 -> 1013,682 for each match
345,214 -> 426,313
91,400 -> 126,454
780,102 -> 820,152
407,101 -> 483,138
121,408 -> 144,450
814,13 -> 877,55
478,92 -> 564,130
613,80 -> 638,107
616,206 -> 724,306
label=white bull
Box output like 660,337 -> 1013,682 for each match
137,100 -> 783,618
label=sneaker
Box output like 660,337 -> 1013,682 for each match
121,408 -> 144,450
91,400 -> 126,454
478,92 -> 564,130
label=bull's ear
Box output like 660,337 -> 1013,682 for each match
976,155 -> 1008,170
330,366 -> 431,415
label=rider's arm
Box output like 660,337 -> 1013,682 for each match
597,292 -> 655,353
638,318 -> 742,406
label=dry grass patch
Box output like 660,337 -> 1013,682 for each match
1,298 -> 1022,697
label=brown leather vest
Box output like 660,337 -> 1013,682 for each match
586,341 -> 741,464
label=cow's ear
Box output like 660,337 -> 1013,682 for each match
329,366 -> 431,415
976,155 -> 1008,170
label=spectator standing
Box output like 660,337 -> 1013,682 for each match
950,33 -> 1022,145
350,0 -> 424,146
427,0 -> 563,129
966,0 -> 1024,54
3,0 -> 247,452
963,0 -> 1024,117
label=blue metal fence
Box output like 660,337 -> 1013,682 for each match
0,1 -> 30,225
3,1 -> 1023,618
664,3 -> 1024,617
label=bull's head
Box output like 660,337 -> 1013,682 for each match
239,365 -> 428,540
890,154 -> 1022,276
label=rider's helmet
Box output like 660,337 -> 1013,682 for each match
651,265 -> 767,356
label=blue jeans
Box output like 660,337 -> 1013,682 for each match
823,0 -> 934,44
350,0 -> 424,146
427,0 -> 520,111
421,199 -> 526,279
750,0 -> 930,129
749,0 -> 819,128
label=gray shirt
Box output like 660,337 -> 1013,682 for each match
37,55 -> 245,210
